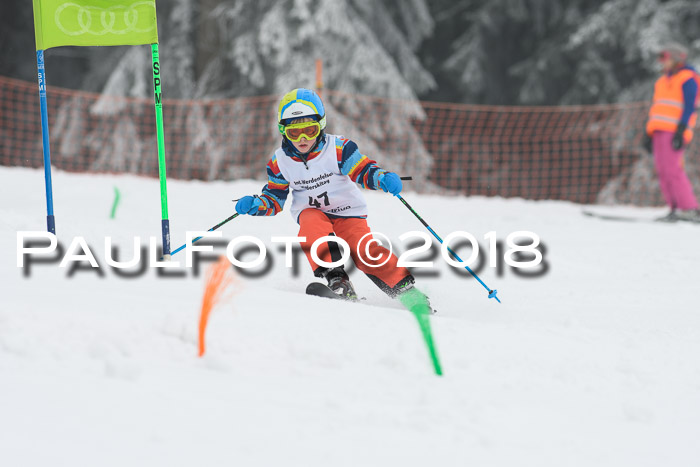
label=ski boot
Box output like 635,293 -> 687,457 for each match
655,209 -> 679,222
324,267 -> 358,301
675,209 -> 700,223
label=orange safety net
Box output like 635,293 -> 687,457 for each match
1,75 -> 698,206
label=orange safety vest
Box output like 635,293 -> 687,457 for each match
646,68 -> 700,143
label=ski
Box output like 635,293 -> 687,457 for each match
305,282 -> 438,314
305,282 -> 363,301
306,282 -> 342,300
582,210 -> 675,224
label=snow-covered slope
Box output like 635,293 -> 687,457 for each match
1,166 -> 698,466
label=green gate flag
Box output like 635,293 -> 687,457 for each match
32,0 -> 159,50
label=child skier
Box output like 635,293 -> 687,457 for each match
235,88 -> 432,313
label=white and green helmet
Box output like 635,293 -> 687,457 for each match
277,88 -> 327,135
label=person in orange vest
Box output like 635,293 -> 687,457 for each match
644,42 -> 700,222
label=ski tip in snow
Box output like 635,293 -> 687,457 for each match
305,282 -> 362,302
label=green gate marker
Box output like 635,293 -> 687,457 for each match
151,43 -> 171,258
110,186 -> 121,219
31,0 -> 162,237
399,288 -> 443,376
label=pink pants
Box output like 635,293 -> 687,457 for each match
653,131 -> 698,210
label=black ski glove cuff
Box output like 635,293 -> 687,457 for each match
672,123 -> 687,151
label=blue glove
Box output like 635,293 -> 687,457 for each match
235,196 -> 264,215
379,172 -> 402,195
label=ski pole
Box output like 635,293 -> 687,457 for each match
169,212 -> 240,258
395,194 -> 500,303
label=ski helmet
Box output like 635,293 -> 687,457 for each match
277,88 -> 326,135
659,42 -> 688,63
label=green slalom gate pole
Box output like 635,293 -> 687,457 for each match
110,187 -> 121,219
151,43 -> 171,259
416,312 -> 442,375
398,288 -> 443,376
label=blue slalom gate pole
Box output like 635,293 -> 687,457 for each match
36,50 -> 55,234
396,194 -> 500,303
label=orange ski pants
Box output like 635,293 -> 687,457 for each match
297,208 -> 409,289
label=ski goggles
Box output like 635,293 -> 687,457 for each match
283,121 -> 321,142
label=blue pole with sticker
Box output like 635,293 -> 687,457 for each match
166,212 -> 240,259
36,50 -> 56,234
396,194 -> 500,303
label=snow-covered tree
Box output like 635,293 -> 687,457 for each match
52,0 -> 437,184
5,0 -> 700,203
432,0 -> 700,106
565,0 -> 700,204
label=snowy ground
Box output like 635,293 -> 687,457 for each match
1,166 -> 699,466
